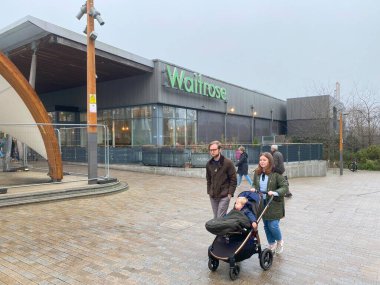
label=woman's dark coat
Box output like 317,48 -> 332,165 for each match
236,152 -> 249,175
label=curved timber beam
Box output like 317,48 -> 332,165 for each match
0,51 -> 63,181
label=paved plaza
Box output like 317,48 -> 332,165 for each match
0,168 -> 379,284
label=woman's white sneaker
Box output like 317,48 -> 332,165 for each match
267,242 -> 277,252
276,240 -> 284,254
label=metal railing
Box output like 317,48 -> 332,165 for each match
90,143 -> 323,168
0,123 -> 110,180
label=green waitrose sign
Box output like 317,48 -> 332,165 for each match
166,65 -> 227,101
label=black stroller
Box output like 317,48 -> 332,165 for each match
207,191 -> 274,280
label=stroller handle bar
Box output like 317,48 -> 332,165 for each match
256,195 -> 274,224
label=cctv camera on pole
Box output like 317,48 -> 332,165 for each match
75,0 -> 105,184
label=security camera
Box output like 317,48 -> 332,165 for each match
89,7 -> 105,25
95,14 -> 105,26
76,4 -> 87,20
89,31 -> 98,40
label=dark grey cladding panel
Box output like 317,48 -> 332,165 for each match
156,60 -> 286,120
286,95 -> 341,121
40,72 -> 159,111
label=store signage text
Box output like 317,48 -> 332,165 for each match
166,65 -> 227,101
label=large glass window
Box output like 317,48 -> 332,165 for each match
133,118 -> 153,145
163,118 -> 175,146
58,111 -> 75,122
79,105 -> 198,146
161,106 -> 197,146
133,106 -> 152,118
175,108 -> 186,119
114,119 -> 132,145
175,119 -> 186,145
163,106 -> 175,118
186,119 -> 197,145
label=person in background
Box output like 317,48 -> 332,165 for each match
235,146 -> 253,187
251,152 -> 288,254
235,147 -> 241,161
206,140 -> 237,218
271,144 -> 292,197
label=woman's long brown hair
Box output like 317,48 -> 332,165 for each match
255,152 -> 274,175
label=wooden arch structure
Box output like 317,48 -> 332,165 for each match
0,52 -> 63,181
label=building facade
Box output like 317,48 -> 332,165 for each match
286,95 -> 343,140
1,16 -> 286,148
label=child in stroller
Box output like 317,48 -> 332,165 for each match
234,196 -> 258,230
206,191 -> 274,280
205,194 -> 257,237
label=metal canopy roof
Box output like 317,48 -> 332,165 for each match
0,16 -> 154,94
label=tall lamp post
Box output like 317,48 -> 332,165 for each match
270,109 -> 273,136
77,1 -> 105,184
224,100 -> 227,141
339,112 -> 343,175
251,105 -> 257,142
339,112 -> 349,175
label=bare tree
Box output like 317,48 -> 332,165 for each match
344,86 -> 380,148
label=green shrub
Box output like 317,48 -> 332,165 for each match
346,145 -> 380,171
366,145 -> 380,160
360,159 -> 380,171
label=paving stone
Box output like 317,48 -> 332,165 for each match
0,169 -> 379,284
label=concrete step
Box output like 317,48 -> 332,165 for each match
0,180 -> 128,207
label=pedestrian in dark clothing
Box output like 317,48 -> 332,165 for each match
206,140 -> 237,218
271,145 -> 292,197
235,146 -> 253,187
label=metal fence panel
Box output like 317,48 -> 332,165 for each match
0,123 -> 110,181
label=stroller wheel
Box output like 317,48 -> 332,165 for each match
259,248 -> 273,270
229,264 -> 240,280
208,258 -> 219,271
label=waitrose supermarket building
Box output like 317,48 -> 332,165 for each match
0,16 -> 286,148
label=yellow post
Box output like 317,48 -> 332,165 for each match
339,112 -> 343,175
87,0 -> 98,183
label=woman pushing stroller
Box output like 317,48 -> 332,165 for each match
251,152 -> 288,254
206,181 -> 278,279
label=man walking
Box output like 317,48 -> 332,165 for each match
206,140 -> 237,218
271,144 -> 293,197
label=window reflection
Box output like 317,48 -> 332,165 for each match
82,105 -> 197,146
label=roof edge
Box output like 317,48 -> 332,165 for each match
0,16 -> 154,69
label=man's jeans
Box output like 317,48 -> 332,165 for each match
210,196 -> 230,218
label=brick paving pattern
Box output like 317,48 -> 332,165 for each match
0,169 -> 379,284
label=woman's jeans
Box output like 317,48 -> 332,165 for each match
237,174 -> 253,186
263,219 -> 282,244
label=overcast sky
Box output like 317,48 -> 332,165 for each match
1,0 -> 380,100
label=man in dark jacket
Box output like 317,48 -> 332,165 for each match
206,140 -> 237,218
271,145 -> 292,197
